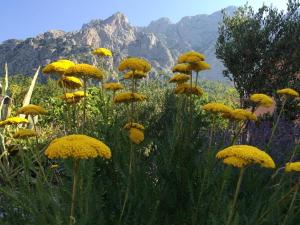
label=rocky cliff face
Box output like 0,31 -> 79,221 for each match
0,7 -> 236,80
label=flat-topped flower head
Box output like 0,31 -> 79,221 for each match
124,122 -> 145,131
178,51 -> 205,64
64,64 -> 104,80
285,162 -> 300,172
129,127 -> 144,144
216,145 -> 275,169
92,48 -> 112,57
118,57 -> 151,73
124,70 -> 147,79
190,61 -> 211,72
45,134 -> 111,159
202,103 -> 232,114
169,74 -> 190,84
228,109 -> 257,121
43,59 -> 75,75
17,104 -> 47,116
0,117 -> 28,127
113,92 -> 146,104
223,156 -> 249,168
250,94 -> 274,107
103,82 -> 123,91
13,129 -> 38,139
277,88 -> 299,97
174,83 -> 204,96
60,91 -> 88,104
58,76 -> 83,90
172,63 -> 192,74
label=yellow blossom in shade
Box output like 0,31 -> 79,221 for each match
13,129 -> 38,139
250,94 -> 274,107
229,109 -> 257,121
124,70 -> 147,79
223,156 -> 249,168
58,76 -> 83,90
113,92 -> 146,104
103,82 -> 124,91
277,88 -> 299,97
169,74 -> 190,84
178,51 -> 205,64
45,134 -> 111,160
64,64 -> 104,80
285,162 -> 300,172
118,57 -> 151,73
42,59 -> 75,75
216,145 -> 275,169
172,63 -> 192,74
174,83 -> 204,96
129,127 -> 144,144
50,164 -> 59,169
124,122 -> 145,131
202,103 -> 232,114
0,117 -> 28,127
17,104 -> 47,116
190,61 -> 211,72
92,48 -> 112,57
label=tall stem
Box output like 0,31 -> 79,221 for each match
69,159 -> 79,225
226,167 -> 245,225
282,179 -> 299,225
208,115 -> 216,150
82,78 -> 87,133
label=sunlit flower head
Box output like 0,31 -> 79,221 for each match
103,82 -> 124,91
129,128 -> 144,144
13,129 -> 38,139
202,103 -> 232,114
0,117 -> 28,127
250,94 -> 274,107
42,59 -> 75,75
58,76 -> 83,90
124,70 -> 147,79
178,51 -> 205,64
118,57 -> 151,73
216,145 -> 275,169
64,64 -> 104,80
190,61 -> 211,72
92,48 -> 112,57
45,134 -> 111,159
17,104 -> 47,116
169,74 -> 190,84
60,91 -> 88,104
285,162 -> 300,172
223,156 -> 249,168
174,83 -> 204,96
113,92 -> 147,104
277,88 -> 299,97
172,63 -> 192,74
227,109 -> 257,121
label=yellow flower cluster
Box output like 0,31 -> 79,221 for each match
92,48 -> 112,57
124,122 -> 145,131
113,92 -> 146,104
285,162 -> 300,172
223,156 -> 248,168
58,76 -> 83,90
277,88 -> 299,97
43,59 -> 75,75
178,51 -> 205,64
202,103 -> 232,114
60,91 -> 88,104
169,74 -> 190,84
223,109 -> 257,121
216,145 -> 275,169
174,83 -> 204,96
0,117 -> 28,127
123,122 -> 145,144
250,94 -> 273,107
103,82 -> 123,91
118,57 -> 151,73
13,129 -> 38,139
45,134 -> 112,159
64,64 -> 104,80
172,63 -> 192,74
124,70 -> 147,79
190,61 -> 211,72
17,104 -> 47,116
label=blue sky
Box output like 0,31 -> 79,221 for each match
0,0 -> 288,42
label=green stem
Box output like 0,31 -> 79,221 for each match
208,115 -> 216,150
231,121 -> 245,145
282,179 -> 299,225
69,159 -> 79,225
82,78 -> 87,133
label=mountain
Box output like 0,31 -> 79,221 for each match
0,7 -> 236,80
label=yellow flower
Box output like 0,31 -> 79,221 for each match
64,64 -> 104,80
113,92 -> 146,103
50,164 -> 59,169
169,74 -> 190,84
172,63 -> 192,74
0,117 -> 28,127
43,59 -> 75,75
13,129 -> 38,139
118,57 -> 151,73
285,162 -> 300,172
124,122 -> 145,131
60,91 -> 88,104
202,103 -> 232,114
178,51 -> 205,64
227,109 -> 257,121
92,48 -> 112,57
277,88 -> 299,97
174,83 -> 204,96
103,82 -> 124,91
250,94 -> 274,107
45,134 -> 111,159
17,104 -> 47,116
124,70 -> 147,79
190,61 -> 211,72
129,128 -> 144,144
216,145 -> 275,169
58,76 -> 83,90
223,156 -> 249,168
